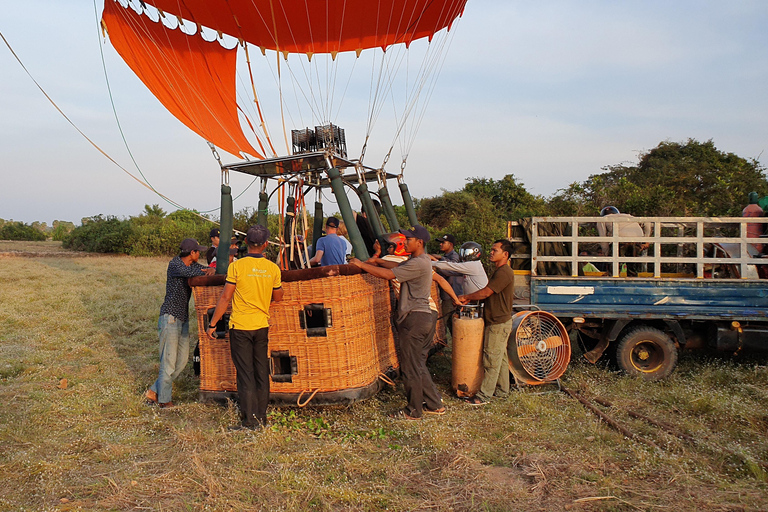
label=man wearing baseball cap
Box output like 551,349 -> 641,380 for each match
206,228 -> 220,264
309,216 -> 347,266
350,225 -> 445,420
206,225 -> 284,431
146,238 -> 214,408
430,233 -> 461,339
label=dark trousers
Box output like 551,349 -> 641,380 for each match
397,311 -> 442,418
440,299 -> 455,339
229,328 -> 270,426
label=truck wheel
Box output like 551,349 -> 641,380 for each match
616,326 -> 677,380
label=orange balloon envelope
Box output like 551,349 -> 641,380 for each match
145,0 -> 467,54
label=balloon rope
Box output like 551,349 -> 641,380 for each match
0,18 -> 230,226
266,0 -> 291,154
116,1 -> 262,159
244,43 -> 278,156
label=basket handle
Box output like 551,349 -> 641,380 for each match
296,388 -> 319,407
378,373 -> 396,387
219,381 -> 236,391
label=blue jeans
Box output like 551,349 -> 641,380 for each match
150,314 -> 190,404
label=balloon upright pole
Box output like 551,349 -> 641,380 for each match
357,181 -> 385,239
312,199 -> 324,256
399,181 -> 419,228
284,196 -> 296,267
327,167 -> 369,260
257,177 -> 268,227
216,184 -> 233,275
378,183 -> 400,232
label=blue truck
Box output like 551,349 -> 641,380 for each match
510,216 -> 768,380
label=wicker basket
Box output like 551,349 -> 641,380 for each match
191,266 -> 399,404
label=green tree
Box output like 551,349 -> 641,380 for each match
129,209 -> 212,256
464,174 -> 550,219
52,220 -> 76,241
549,139 -> 768,217
30,221 -> 48,233
63,215 -> 133,253
417,190 -> 506,265
142,204 -> 167,217
0,221 -> 47,241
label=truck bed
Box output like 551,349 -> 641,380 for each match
528,277 -> 768,322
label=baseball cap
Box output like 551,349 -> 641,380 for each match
437,234 -> 456,245
180,238 -> 207,253
246,224 -> 270,245
326,216 -> 340,228
209,228 -> 220,238
399,225 -> 430,243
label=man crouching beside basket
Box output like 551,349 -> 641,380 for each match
350,225 -> 446,420
206,225 -> 284,431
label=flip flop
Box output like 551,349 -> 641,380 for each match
389,409 -> 422,420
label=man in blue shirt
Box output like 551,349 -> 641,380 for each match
145,238 -> 214,408
309,217 -> 348,266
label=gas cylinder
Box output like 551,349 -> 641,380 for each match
451,304 -> 485,397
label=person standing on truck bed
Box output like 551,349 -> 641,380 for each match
597,206 -> 649,275
742,191 -> 764,254
458,239 -> 516,406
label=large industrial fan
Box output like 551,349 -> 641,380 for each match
508,311 -> 571,386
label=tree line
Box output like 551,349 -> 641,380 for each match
4,139 -> 765,255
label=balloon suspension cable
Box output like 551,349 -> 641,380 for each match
243,42 -> 277,157
376,167 -> 386,189
2,12 -> 225,219
359,135 -> 370,165
354,163 -> 367,186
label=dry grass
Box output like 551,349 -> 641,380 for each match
1,246 -> 767,511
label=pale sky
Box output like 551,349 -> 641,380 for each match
1,1 -> 767,225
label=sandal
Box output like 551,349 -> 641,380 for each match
424,406 -> 446,415
389,409 -> 422,420
144,389 -> 158,405
465,396 -> 488,406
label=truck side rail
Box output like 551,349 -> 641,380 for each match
528,216 -> 768,279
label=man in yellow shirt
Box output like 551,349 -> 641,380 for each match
207,225 -> 283,431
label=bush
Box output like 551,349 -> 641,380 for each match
419,191 -> 507,267
51,221 -> 76,241
129,209 -> 212,257
62,207 -> 219,257
0,221 -> 47,241
63,215 -> 133,253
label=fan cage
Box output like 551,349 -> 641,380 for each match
509,311 -> 570,384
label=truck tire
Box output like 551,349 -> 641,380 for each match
616,326 -> 677,380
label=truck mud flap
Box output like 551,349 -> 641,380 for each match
583,320 -> 628,363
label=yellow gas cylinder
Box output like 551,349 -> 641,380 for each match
451,304 -> 485,397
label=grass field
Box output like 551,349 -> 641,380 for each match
1,244 -> 767,511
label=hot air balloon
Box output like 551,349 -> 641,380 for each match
100,0 -> 466,405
